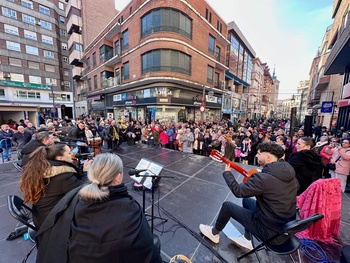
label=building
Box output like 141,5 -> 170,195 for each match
324,0 -> 350,131
65,0 -> 117,117
296,80 -> 309,124
308,23 -> 342,130
80,0 -> 232,123
0,0 -> 72,125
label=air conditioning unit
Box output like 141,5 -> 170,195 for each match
36,21 -> 41,26
4,73 -> 11,78
221,81 -> 225,89
78,26 -> 82,33
62,46 -> 67,50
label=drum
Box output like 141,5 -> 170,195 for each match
88,137 -> 102,156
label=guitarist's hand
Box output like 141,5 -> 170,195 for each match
225,163 -> 232,172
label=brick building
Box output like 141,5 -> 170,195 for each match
81,0 -> 230,122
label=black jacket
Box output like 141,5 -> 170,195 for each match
36,184 -> 162,263
20,140 -> 45,167
222,159 -> 298,243
33,160 -> 83,228
288,150 -> 323,195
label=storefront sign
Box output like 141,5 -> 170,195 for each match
206,95 -> 218,103
125,100 -> 136,105
159,98 -> 169,103
0,80 -> 51,90
113,94 -> 122,101
193,101 -> 202,106
155,87 -> 172,96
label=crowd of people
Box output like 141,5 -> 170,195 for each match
1,114 -> 350,261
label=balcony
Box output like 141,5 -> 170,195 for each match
105,51 -> 122,67
104,22 -> 121,41
68,32 -> 83,50
67,14 -> 82,35
80,68 -> 89,80
69,50 -> 83,66
66,0 -> 82,17
215,32 -> 230,46
72,66 -> 83,80
80,88 -> 88,95
215,52 -> 229,71
315,75 -> 331,90
102,77 -> 121,88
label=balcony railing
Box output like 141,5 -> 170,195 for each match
101,77 -> 121,88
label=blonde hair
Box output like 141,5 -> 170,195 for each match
79,153 -> 123,201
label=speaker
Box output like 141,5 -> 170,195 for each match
304,115 -> 313,137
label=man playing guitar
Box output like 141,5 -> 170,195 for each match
200,142 -> 299,249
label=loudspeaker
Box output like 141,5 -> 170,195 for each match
304,115 -> 313,137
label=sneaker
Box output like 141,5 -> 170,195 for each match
199,224 -> 219,244
229,235 -> 253,250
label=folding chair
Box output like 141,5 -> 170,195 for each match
237,213 -> 324,263
7,195 -> 38,263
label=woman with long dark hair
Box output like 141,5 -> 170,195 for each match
288,137 -> 323,195
20,143 -> 86,228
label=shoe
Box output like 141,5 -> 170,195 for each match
199,224 -> 219,244
229,235 -> 253,250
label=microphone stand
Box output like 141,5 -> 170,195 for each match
136,172 -> 173,233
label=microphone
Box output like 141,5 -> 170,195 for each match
129,169 -> 148,176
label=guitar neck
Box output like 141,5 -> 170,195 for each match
221,156 -> 249,178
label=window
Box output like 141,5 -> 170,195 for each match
58,2 -> 64,10
11,73 -> 24,82
87,58 -> 91,70
6,41 -> 21,52
215,46 -> 221,62
42,35 -> 53,45
29,76 -> 41,84
93,75 -> 97,89
63,57 -> 68,63
2,7 -> 17,19
214,72 -> 219,88
75,44 -> 83,52
59,16 -> 65,23
92,52 -> 96,67
141,9 -> 192,39
122,62 -> 130,80
205,8 -> 208,20
61,29 -> 67,36
40,20 -> 52,30
21,0 -> 33,9
142,49 -> 191,75
115,40 -> 120,55
44,50 -> 54,59
208,34 -> 215,54
0,89 -> 5,98
39,5 -> 50,15
4,24 -> 19,36
28,61 -> 39,69
14,90 -> 40,100
121,30 -> 129,50
45,64 -> 55,72
99,45 -> 113,62
22,14 -> 36,24
24,30 -> 37,41
230,35 -> 239,56
9,58 -> 21,67
88,78 -> 92,91
26,45 -> 39,55
64,69 -> 69,76
207,65 -> 214,83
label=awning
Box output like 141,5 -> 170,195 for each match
338,99 -> 350,108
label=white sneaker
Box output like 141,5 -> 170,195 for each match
229,235 -> 253,250
199,224 -> 220,244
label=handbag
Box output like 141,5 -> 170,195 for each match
326,163 -> 336,171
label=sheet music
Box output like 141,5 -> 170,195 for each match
130,158 -> 164,189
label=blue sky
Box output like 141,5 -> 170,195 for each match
115,0 -> 334,99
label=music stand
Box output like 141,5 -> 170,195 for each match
130,158 -> 172,233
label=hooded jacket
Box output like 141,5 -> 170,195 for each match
20,139 -> 45,167
222,159 -> 298,242
288,150 -> 323,195
33,160 -> 83,228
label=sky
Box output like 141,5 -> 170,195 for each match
115,0 -> 334,99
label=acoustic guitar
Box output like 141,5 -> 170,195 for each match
210,149 -> 260,182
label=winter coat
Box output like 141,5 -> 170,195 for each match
20,140 -> 46,167
288,150 -> 323,195
36,184 -> 162,263
33,160 -> 83,228
223,159 -> 298,244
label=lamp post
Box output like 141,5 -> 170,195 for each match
50,84 -> 56,118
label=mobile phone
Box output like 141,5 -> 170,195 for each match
336,143 -> 341,147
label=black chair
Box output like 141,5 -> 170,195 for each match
237,213 -> 324,263
7,195 -> 38,263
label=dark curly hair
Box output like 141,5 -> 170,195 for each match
257,142 -> 285,159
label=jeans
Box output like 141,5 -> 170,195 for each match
214,198 -> 258,239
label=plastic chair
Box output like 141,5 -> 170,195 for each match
237,213 -> 324,263
7,195 -> 38,263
